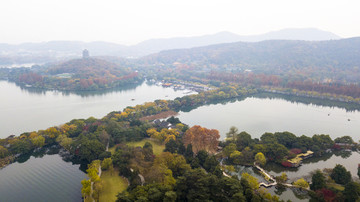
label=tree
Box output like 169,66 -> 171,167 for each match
166,116 -> 181,125
93,180 -> 104,201
223,143 -> 237,157
0,145 -> 9,158
312,134 -> 334,150
164,139 -> 178,154
147,128 -> 161,141
203,155 -> 219,173
334,136 -> 354,144
43,127 -> 61,139
58,135 -> 72,151
153,152 -> 190,177
101,158 -> 113,171
81,179 -> 91,200
87,160 -> 101,182
78,139 -> 106,162
274,132 -> 297,148
183,125 -> 220,154
230,150 -> 243,165
276,172 -> 288,183
145,164 -> 176,186
143,142 -> 154,161
10,139 -> 32,154
160,128 -> 179,143
293,178 -> 309,188
234,131 -> 253,150
163,191 -> 177,202
196,150 -> 209,166
343,181 -> 360,202
226,126 -> 238,141
264,143 -> 288,163
241,172 -> 259,190
254,152 -> 266,166
260,133 -> 277,144
310,170 -> 326,190
31,135 -> 45,148
330,164 -> 351,185
185,144 -> 194,159
99,130 -> 110,145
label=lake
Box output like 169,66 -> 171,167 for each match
0,80 -> 193,138
2,81 -> 360,201
0,152 -> 86,202
176,94 -> 360,201
176,94 -> 360,140
0,80 -> 193,202
265,151 -> 360,181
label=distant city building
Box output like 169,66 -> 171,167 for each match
82,49 -> 89,58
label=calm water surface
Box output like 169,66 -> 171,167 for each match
0,154 -> 86,202
265,151 -> 360,181
0,81 -> 193,202
177,95 -> 360,201
177,96 -> 360,140
0,80 -> 193,137
2,81 -> 360,202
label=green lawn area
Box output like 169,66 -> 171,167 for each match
100,169 -> 128,202
127,139 -> 165,155
328,183 -> 345,191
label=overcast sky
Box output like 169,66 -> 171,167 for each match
1,0 -> 359,45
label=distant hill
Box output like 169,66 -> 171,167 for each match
0,28 -> 342,65
9,57 -> 141,90
134,28 -> 340,53
47,57 -> 128,78
140,37 -> 360,83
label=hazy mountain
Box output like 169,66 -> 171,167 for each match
134,28 -> 341,53
0,28 -> 342,65
140,37 -> 360,82
142,37 -> 359,66
236,28 -> 341,42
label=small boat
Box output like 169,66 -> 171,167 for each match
131,98 -> 135,101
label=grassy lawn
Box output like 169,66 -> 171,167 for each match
100,169 -> 128,202
328,183 -> 344,191
127,139 -> 165,155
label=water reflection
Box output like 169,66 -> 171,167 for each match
254,92 -> 360,112
14,80 -> 145,97
0,80 -> 194,137
0,146 -> 86,202
265,151 -> 360,181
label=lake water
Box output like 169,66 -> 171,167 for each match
0,153 -> 86,202
265,151 -> 360,181
2,81 -> 360,202
0,80 -> 193,138
176,94 -> 360,201
0,80 -> 193,202
177,95 -> 360,140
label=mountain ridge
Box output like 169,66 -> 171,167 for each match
0,28 -> 342,65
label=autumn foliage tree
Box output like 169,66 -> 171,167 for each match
183,125 -> 220,154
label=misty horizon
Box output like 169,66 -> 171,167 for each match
1,0 -> 360,45
0,27 -> 344,46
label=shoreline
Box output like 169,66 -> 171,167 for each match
0,155 -> 14,169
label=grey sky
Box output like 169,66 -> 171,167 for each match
1,0 -> 359,45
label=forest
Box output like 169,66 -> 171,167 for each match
0,57 -> 142,90
1,84 -> 360,201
